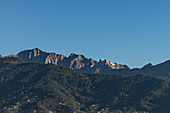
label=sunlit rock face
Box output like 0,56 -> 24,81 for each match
61,53 -> 98,71
18,48 -> 66,65
3,48 -> 170,78
45,53 -> 66,65
99,59 -> 129,69
17,48 -> 129,73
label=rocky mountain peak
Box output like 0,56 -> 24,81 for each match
99,59 -> 106,62
17,48 -> 49,64
89,58 -> 95,62
16,48 -> 130,73
68,53 -> 86,60
18,48 -> 44,59
3,48 -> 170,80
99,59 -> 128,69
33,48 -> 41,57
69,53 -> 77,57
45,52 -> 66,64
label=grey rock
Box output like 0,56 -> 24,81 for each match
17,48 -> 129,73
3,48 -> 170,80
17,48 -> 66,65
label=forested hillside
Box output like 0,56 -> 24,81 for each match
0,57 -> 170,113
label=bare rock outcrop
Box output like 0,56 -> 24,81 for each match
45,53 -> 66,65
17,48 -> 66,65
3,48 -> 170,79
17,48 -> 130,73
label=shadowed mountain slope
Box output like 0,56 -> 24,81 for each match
0,57 -> 170,112
15,48 -> 170,80
105,60 -> 170,80
1,48 -> 170,81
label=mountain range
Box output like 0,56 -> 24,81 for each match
1,48 -> 170,80
0,57 -> 170,112
2,48 -> 130,73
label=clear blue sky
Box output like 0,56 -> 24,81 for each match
0,0 -> 170,68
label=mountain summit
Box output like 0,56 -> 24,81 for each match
17,48 -> 129,73
3,48 -> 170,80
0,57 -> 170,112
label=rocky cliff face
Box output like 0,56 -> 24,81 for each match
16,48 -> 129,73
17,48 -> 66,64
2,48 -> 170,80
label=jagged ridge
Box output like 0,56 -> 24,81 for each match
16,48 -> 129,73
4,48 -> 170,80
0,57 -> 170,112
